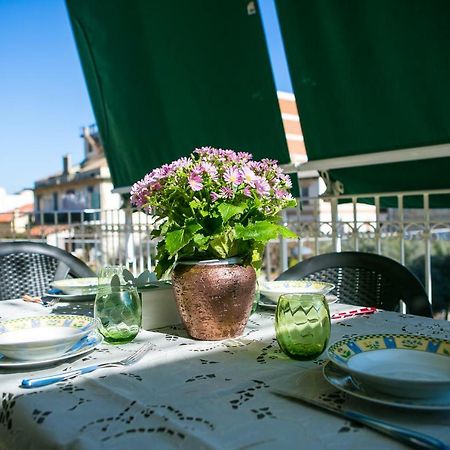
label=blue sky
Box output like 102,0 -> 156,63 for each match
0,0 -> 291,195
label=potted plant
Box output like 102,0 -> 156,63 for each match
131,147 -> 297,339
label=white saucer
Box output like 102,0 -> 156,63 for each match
259,294 -> 338,309
323,361 -> 450,410
45,292 -> 96,302
0,331 -> 102,369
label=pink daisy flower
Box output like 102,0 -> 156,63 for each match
188,173 -> 203,191
219,186 -> 234,199
243,186 -> 252,197
224,166 -> 243,185
240,166 -> 256,185
254,177 -> 270,196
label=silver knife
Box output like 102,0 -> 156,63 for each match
272,389 -> 449,450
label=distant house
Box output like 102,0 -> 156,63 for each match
34,124 -> 121,224
0,203 -> 34,237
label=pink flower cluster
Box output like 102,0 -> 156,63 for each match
131,147 -> 294,212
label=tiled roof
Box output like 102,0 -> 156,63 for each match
0,203 -> 34,223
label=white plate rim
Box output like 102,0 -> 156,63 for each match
327,333 -> 450,386
51,277 -> 98,288
0,331 -> 102,368
323,361 -> 450,410
45,292 -> 96,302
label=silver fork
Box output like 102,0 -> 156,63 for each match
21,342 -> 153,389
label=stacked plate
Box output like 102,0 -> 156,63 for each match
259,280 -> 336,308
0,315 -> 102,368
325,334 -> 450,409
49,277 -> 99,301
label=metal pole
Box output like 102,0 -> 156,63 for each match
279,210 -> 289,273
374,196 -> 381,254
423,194 -> 432,306
330,197 -> 339,252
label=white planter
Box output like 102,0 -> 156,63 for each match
140,282 -> 181,330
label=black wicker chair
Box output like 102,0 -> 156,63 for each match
277,251 -> 432,317
0,241 -> 96,300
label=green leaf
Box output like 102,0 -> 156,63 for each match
165,229 -> 187,256
235,221 -> 297,243
193,233 -> 209,251
278,225 -> 298,239
209,231 -> 233,259
164,221 -> 202,257
218,202 -> 246,223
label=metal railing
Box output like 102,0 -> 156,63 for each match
3,189 -> 450,316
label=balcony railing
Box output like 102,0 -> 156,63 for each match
3,188 -> 450,317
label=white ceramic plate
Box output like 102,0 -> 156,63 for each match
259,294 -> 338,309
45,292 -> 96,302
323,361 -> 450,410
259,280 -> 335,303
0,315 -> 97,361
328,334 -> 450,399
0,331 -> 102,368
51,277 -> 98,295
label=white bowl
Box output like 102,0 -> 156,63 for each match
259,280 -> 335,303
0,315 -> 97,361
52,277 -> 98,295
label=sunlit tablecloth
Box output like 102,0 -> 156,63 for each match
0,299 -> 449,450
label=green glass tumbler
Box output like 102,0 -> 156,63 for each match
275,293 -> 331,360
94,284 -> 142,344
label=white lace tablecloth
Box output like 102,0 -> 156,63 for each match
0,299 -> 449,450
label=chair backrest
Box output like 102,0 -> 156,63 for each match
0,241 -> 96,300
276,251 -> 432,317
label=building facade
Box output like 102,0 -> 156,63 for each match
34,125 -> 120,222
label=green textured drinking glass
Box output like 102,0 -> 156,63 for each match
275,293 -> 331,360
94,283 -> 142,344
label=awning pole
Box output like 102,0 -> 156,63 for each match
423,194 -> 433,306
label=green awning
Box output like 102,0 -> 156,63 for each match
66,0 -> 290,190
275,0 -> 450,205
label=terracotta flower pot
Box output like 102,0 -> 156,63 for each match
171,258 -> 256,340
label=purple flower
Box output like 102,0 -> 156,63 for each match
130,146 -> 296,224
237,151 -> 253,161
274,189 -> 287,199
200,161 -> 218,179
240,166 -> 256,185
170,157 -> 191,171
243,186 -> 252,197
219,186 -> 234,199
130,181 -> 149,208
224,166 -> 242,185
280,173 -> 293,188
254,177 -> 270,196
188,173 -> 203,191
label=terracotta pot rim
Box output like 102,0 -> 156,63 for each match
176,257 -> 243,266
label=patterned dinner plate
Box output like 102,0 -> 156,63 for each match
0,331 -> 102,369
0,315 -> 97,361
259,280 -> 335,303
323,361 -> 450,410
328,334 -> 450,399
